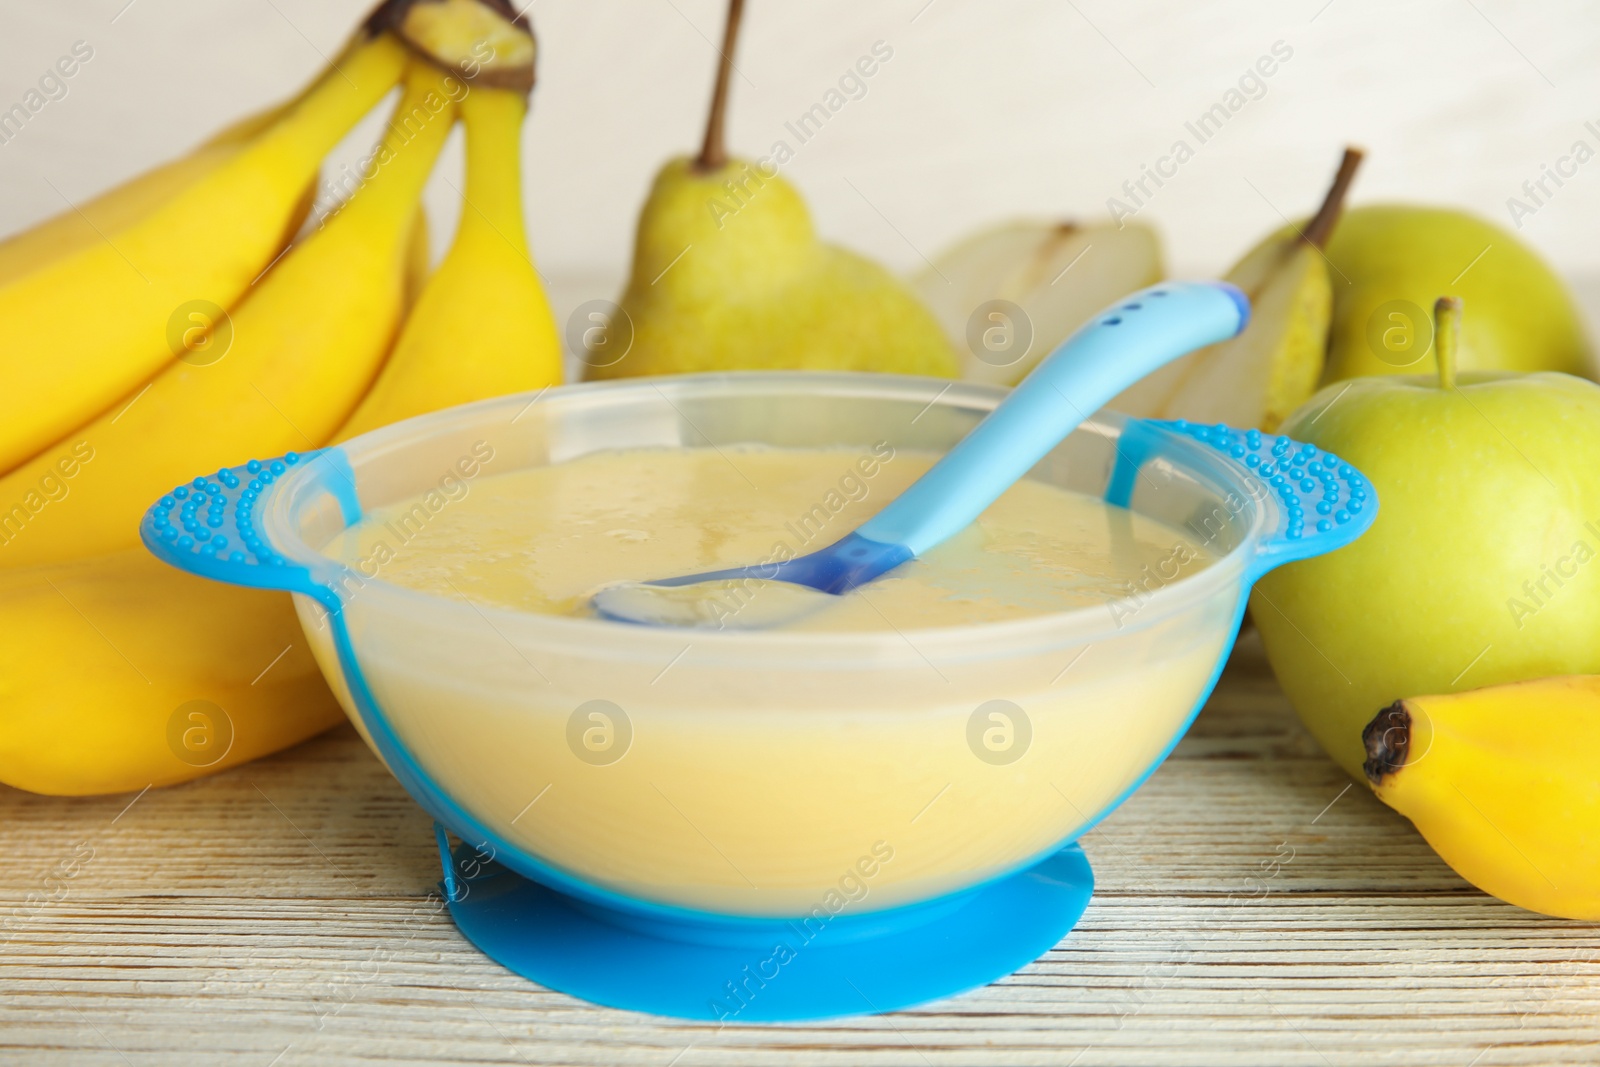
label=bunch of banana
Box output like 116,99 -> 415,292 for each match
1362,677 -> 1600,920
0,0 -> 561,796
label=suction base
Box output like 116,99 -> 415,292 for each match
438,840 -> 1093,1022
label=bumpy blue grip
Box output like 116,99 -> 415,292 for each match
1108,419 -> 1377,581
139,448 -> 360,600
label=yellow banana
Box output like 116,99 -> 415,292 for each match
0,548 -> 339,796
1363,676 -> 1600,919
0,33 -> 407,474
1,149 -> 238,288
337,84 -> 560,439
0,93 -> 304,287
0,63 -> 458,567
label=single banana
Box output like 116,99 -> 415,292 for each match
0,33 -> 407,474
0,63 -> 458,567
0,149 -> 239,288
0,92 -> 306,287
337,84 -> 560,439
0,548 -> 340,796
1363,676 -> 1600,919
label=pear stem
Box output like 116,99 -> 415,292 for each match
1300,146 -> 1364,249
695,0 -> 745,172
1435,296 -> 1462,390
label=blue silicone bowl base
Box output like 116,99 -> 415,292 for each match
440,839 -> 1094,1022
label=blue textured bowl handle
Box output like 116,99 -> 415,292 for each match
140,448 -> 361,605
1107,419 -> 1378,583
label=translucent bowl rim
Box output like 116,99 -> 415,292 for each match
268,372 -> 1260,664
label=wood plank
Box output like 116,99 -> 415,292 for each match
2,632 -> 1597,1065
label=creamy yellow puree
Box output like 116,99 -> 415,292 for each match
307,445 -> 1232,916
324,445 -> 1215,631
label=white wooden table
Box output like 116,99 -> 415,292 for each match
3,631 -> 1598,1066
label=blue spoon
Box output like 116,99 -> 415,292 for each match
593,280 -> 1250,629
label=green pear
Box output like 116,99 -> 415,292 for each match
586,0 -> 957,380
1322,205 -> 1593,382
1253,298 -> 1600,778
1114,148 -> 1362,430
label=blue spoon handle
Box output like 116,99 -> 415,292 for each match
855,281 -> 1250,556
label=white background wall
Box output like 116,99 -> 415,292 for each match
3,0 -> 1599,301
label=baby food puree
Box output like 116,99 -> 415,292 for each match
310,444 -> 1230,915
325,444 -> 1215,631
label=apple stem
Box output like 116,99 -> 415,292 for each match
1434,296 -> 1462,390
695,0 -> 745,172
1301,146 -> 1364,249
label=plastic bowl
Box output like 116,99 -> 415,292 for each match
142,371 -> 1374,1020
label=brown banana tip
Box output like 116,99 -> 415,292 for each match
1362,700 -> 1410,786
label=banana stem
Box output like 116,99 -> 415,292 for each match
1301,146 -> 1364,250
269,35 -> 408,162
458,89 -> 529,256
695,0 -> 746,172
331,63 -> 458,227
1435,296 -> 1462,390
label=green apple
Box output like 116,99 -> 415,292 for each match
1322,205 -> 1593,383
1253,298 -> 1600,778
